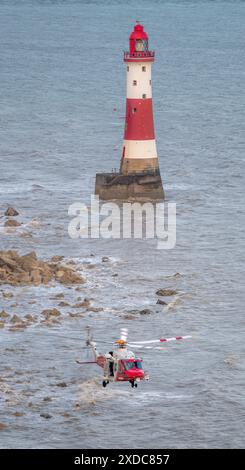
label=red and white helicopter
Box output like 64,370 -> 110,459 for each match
76,327 -> 192,388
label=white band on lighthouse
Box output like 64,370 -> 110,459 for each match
123,139 -> 158,159
127,62 -> 152,99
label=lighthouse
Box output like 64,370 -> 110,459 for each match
95,23 -> 164,201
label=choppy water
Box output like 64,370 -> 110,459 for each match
0,0 -> 245,449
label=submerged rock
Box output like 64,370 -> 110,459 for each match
4,219 -> 21,228
156,288 -> 178,296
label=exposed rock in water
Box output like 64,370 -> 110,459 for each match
51,255 -> 64,263
2,291 -> 14,299
10,314 -> 23,324
40,413 -> 52,419
0,310 -> 10,318
58,301 -> 70,307
0,422 -> 8,430
4,207 -> 19,217
126,308 -> 152,316
24,314 -> 37,322
139,309 -> 152,315
156,299 -> 168,306
41,308 -> 61,319
56,382 -> 67,387
4,219 -> 21,228
0,250 -> 85,286
86,306 -> 103,313
72,298 -> 91,308
13,411 -> 24,417
51,293 -> 64,300
156,288 -> 178,296
102,256 -> 110,262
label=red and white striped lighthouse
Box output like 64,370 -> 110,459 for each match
120,23 -> 160,176
95,23 -> 164,201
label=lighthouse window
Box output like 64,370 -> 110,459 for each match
149,80 -> 151,85
127,66 -> 129,72
132,108 -> 137,114
142,66 -> 146,72
142,94 -> 147,99
133,80 -> 137,86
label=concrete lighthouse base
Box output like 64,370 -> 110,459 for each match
95,172 -> 164,202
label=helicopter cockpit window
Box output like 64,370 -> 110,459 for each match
124,360 -> 135,370
135,360 -> 143,369
135,39 -> 148,52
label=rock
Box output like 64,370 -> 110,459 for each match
2,292 -> 14,299
102,256 -> 110,262
40,413 -> 52,419
56,382 -> 67,388
4,207 -> 19,217
10,314 -> 23,324
0,422 -> 8,430
13,411 -> 24,417
55,267 -> 84,285
4,219 -> 21,227
0,322 -> 5,328
0,310 -> 10,318
24,314 -> 37,322
123,315 -> 136,320
30,270 -> 42,284
18,252 -> 38,272
68,312 -> 84,318
112,273 -> 118,277
86,306 -> 103,313
156,288 -> 178,296
58,301 -> 70,307
51,293 -> 64,299
51,256 -> 64,263
43,397 -> 52,402
156,299 -> 168,305
0,250 -> 84,287
41,308 -> 61,319
139,309 -> 152,315
72,298 -> 90,308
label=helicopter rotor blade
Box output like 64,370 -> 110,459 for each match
128,335 -> 192,346
120,328 -> 128,342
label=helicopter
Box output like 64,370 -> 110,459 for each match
76,327 -> 192,388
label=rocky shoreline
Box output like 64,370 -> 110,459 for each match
0,250 -> 84,286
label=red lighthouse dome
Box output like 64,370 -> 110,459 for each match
124,23 -> 155,62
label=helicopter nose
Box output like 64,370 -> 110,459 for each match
126,369 -> 145,379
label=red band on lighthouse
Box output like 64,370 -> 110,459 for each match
124,98 -> 155,140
